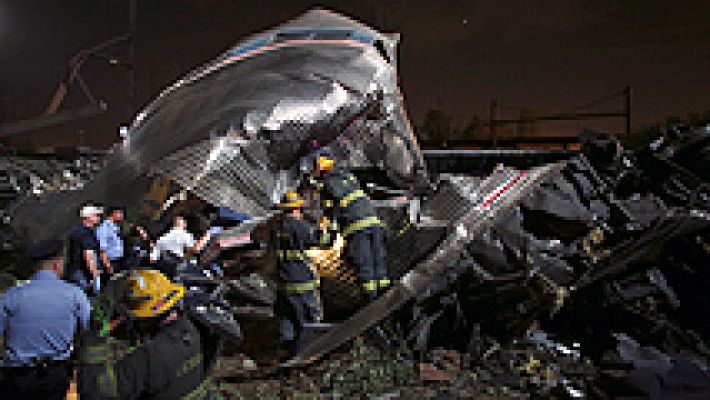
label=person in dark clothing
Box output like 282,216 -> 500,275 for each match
78,269 -> 221,400
125,224 -> 153,270
67,204 -> 104,294
0,240 -> 91,400
271,190 -> 329,357
309,154 -> 389,300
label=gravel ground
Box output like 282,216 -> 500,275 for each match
209,335 -> 591,399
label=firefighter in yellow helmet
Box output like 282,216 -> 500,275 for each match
310,152 -> 388,300
271,190 -> 332,358
78,269 -> 222,399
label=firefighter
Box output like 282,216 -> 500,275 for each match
272,190 -> 327,358
309,154 -> 389,300
78,269 -> 221,399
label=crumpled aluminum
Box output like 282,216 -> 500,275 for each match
10,9 -> 427,241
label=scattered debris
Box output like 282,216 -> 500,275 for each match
0,7 -> 707,398
419,363 -> 453,382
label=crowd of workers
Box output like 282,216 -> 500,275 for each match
0,153 -> 388,399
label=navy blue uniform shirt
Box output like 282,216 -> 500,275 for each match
0,270 -> 91,366
272,216 -> 322,284
67,225 -> 101,281
320,169 -> 378,228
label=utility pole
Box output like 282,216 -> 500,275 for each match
489,100 -> 498,147
624,86 -> 631,137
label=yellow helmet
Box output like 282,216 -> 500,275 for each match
316,156 -> 335,172
126,269 -> 185,318
278,190 -> 305,208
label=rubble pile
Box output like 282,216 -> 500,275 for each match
212,330 -> 598,398
393,122 -> 710,398
0,122 -> 706,399
0,149 -> 106,205
0,6 -> 707,397
0,148 -> 106,253
204,115 -> 710,396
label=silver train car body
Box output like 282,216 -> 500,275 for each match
10,8 -> 427,242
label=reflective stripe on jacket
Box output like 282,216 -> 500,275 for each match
271,216 -> 325,285
320,169 -> 384,237
78,313 -> 220,400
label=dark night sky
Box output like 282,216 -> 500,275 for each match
1,0 -> 708,148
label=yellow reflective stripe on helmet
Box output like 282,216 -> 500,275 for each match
362,280 -> 378,292
342,216 -> 383,238
378,279 -> 391,288
278,250 -> 308,260
181,377 -> 212,400
283,280 -> 319,293
128,269 -> 186,319
339,189 -> 367,208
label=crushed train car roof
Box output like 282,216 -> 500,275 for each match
10,8 -> 427,242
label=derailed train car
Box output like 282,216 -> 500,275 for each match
7,9 -> 709,379
8,7 -> 435,364
10,8 -> 427,243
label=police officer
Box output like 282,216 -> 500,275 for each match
0,240 -> 91,400
309,154 -> 389,300
78,269 -> 222,399
272,190 -> 328,358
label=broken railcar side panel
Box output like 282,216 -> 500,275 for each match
150,137 -> 277,217
9,9 -> 425,243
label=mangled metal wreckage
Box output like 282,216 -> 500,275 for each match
9,9 -> 710,377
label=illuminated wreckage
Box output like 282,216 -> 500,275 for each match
9,9 -> 709,374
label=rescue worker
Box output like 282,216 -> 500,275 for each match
78,269 -> 221,399
0,240 -> 91,400
309,154 -> 389,300
271,190 -> 328,358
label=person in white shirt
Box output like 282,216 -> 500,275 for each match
150,215 -> 211,262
